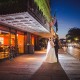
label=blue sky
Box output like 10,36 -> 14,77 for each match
50,0 -> 80,39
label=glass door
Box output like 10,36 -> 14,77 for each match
17,34 -> 24,53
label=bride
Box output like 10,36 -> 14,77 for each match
45,37 -> 57,63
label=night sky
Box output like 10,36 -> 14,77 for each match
50,0 -> 80,39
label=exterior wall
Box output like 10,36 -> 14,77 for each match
0,0 -> 51,60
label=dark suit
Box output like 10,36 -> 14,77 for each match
54,38 -> 59,60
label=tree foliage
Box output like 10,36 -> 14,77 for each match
66,27 -> 80,42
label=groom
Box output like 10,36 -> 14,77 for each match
54,35 -> 59,61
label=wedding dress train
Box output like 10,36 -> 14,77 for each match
45,41 -> 57,63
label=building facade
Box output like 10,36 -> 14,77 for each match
0,0 -> 51,59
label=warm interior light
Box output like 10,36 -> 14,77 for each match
0,30 -> 1,34
17,34 -> 18,36
31,36 -> 34,45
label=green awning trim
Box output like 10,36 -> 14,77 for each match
34,0 -> 51,22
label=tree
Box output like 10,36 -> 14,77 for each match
66,27 -> 80,42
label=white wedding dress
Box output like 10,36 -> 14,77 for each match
45,40 -> 57,63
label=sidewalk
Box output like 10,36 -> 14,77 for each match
59,52 -> 80,80
0,49 -> 80,80
30,61 -> 69,80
